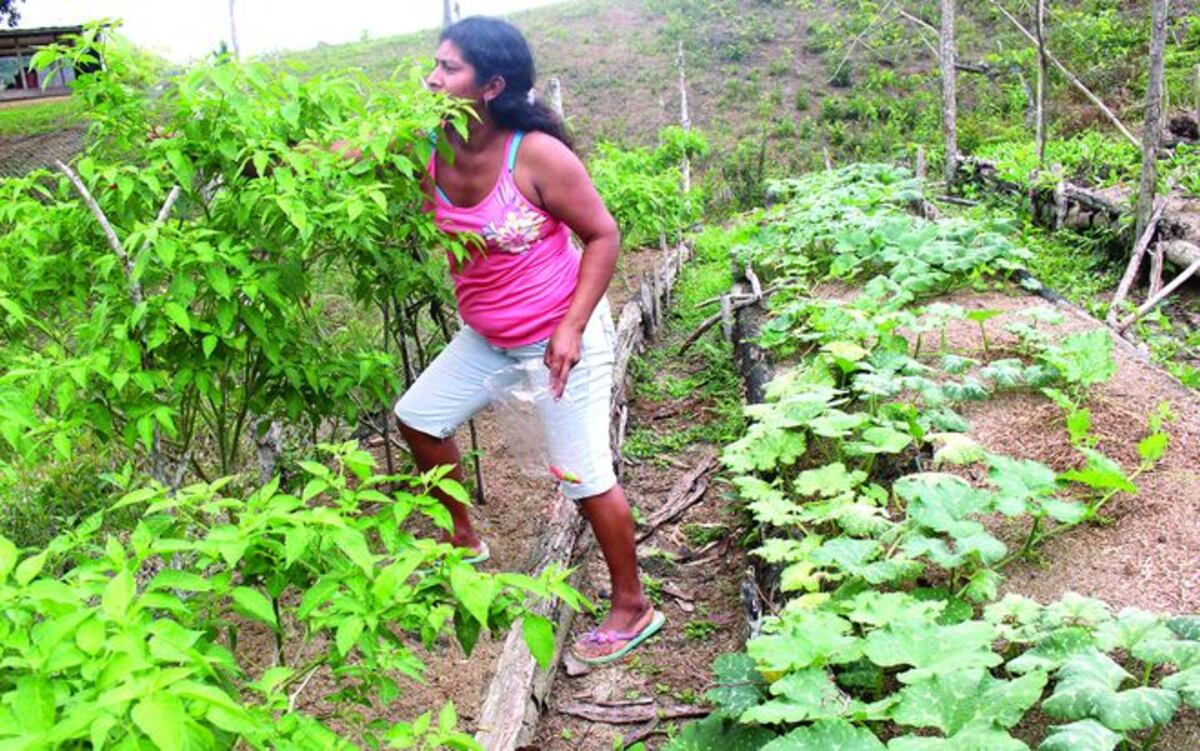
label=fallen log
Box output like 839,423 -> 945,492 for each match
474,242 -> 693,751
955,155 -> 1200,271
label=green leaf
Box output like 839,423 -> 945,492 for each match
849,425 -> 912,455
1137,432 -> 1168,464
761,719 -> 885,751
449,563 -> 498,626
1043,329 -> 1116,388
705,652 -> 768,718
131,694 -> 188,751
163,301 -> 191,334
794,463 -> 866,497
1008,628 -> 1096,674
723,423 -> 807,473
1038,720 -> 1123,751
662,715 -> 777,751
929,433 -> 986,466
864,620 -> 1001,684
522,615 -> 555,671
1043,650 -> 1179,730
231,586 -> 278,630
14,550 -> 47,585
740,667 -> 847,724
895,473 -> 992,537
0,535 -> 17,580
336,615 -> 364,657
12,676 -> 55,731
889,668 -> 1045,735
1059,448 -> 1135,494
888,726 -> 1028,751
284,526 -> 314,568
102,569 -> 135,618
747,611 -> 863,674
1161,665 -> 1200,708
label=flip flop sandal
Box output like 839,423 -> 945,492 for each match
572,609 -> 666,666
462,540 -> 490,565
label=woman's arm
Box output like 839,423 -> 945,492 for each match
520,132 -> 621,399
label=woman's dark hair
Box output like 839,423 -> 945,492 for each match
440,16 -> 573,149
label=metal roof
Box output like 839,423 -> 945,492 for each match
0,26 -> 85,39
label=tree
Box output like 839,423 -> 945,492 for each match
0,0 -> 24,28
1134,0 -> 1169,242
939,0 -> 957,187
443,0 -> 453,28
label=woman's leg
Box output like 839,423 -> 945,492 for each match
393,326 -> 509,551
578,483 -> 650,630
395,422 -> 481,550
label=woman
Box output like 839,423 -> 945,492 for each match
393,16 -> 661,666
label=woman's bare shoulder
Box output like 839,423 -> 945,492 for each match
519,131 -> 580,166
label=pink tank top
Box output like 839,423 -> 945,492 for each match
428,131 -> 580,348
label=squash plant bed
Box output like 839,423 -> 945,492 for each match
670,166 -> 1200,751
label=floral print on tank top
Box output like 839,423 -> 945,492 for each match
479,181 -> 548,255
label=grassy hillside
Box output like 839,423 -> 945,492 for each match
276,0 -> 1200,209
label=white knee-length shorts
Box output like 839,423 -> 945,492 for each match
394,298 -> 617,501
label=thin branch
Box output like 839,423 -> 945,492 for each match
827,0 -> 899,84
1117,258 -> 1200,332
985,0 -> 1139,147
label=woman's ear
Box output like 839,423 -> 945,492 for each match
482,75 -> 507,104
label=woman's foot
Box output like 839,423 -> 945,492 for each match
572,600 -> 664,665
441,532 -> 487,560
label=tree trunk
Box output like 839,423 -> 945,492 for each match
443,0 -> 454,28
1135,0 -> 1169,242
677,41 -> 692,194
228,0 -> 240,59
939,0 -> 958,187
1035,0 -> 1047,166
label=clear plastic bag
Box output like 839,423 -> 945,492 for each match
485,360 -> 583,485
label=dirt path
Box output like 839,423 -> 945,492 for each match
533,282 -> 750,750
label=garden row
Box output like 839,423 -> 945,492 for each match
664,165 -> 1198,750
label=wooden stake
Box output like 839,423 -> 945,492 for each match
915,145 -> 927,180
986,0 -> 1139,148
547,77 -> 564,120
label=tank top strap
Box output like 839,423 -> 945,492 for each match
506,130 -> 525,173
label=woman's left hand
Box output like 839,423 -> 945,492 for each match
545,322 -> 583,400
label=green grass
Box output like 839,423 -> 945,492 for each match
0,97 -> 83,139
624,223 -> 750,461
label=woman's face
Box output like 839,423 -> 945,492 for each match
427,41 -> 483,101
